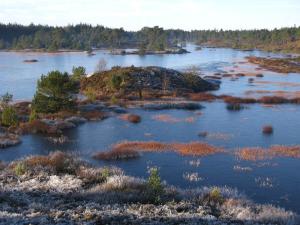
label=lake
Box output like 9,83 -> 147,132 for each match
1,45 -> 300,213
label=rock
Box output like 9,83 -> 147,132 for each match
41,119 -> 76,130
0,133 -> 21,148
23,59 -> 38,63
65,116 -> 87,124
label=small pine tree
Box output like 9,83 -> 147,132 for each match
147,167 -> 164,203
1,106 -> 18,127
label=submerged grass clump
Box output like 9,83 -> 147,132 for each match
93,141 -> 222,160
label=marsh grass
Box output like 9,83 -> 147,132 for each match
236,145 -> 300,161
93,141 -> 222,160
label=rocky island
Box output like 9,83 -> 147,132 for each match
81,66 -> 218,99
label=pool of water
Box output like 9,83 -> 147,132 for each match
1,45 -> 300,213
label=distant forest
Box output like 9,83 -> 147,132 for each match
1,23 -> 300,53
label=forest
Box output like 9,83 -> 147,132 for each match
0,23 -> 300,53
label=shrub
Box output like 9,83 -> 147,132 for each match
1,106 -> 18,127
110,95 -> 119,105
147,167 -> 164,203
14,162 -> 27,176
262,125 -> 273,135
0,92 -> 13,108
29,109 -> 38,122
32,70 -> 79,113
19,120 -> 59,134
83,87 -> 97,102
71,66 -> 86,81
209,187 -> 224,203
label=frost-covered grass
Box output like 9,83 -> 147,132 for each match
0,152 -> 298,225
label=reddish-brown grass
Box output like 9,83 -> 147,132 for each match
25,151 -> 72,172
188,93 -> 217,102
171,142 -> 221,156
119,114 -> 141,123
93,141 -> 222,160
220,95 -> 257,104
236,145 -> 300,161
259,96 -> 289,104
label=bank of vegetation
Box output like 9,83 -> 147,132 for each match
1,23 -> 300,53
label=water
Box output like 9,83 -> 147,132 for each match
1,45 -> 300,213
0,45 -> 293,100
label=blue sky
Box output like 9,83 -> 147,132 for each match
0,0 -> 299,30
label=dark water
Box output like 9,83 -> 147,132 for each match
1,46 -> 300,213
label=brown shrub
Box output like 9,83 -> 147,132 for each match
19,120 -> 60,134
119,114 -> 141,123
262,125 -> 273,135
25,151 -> 74,173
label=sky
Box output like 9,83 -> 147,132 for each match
0,0 -> 299,31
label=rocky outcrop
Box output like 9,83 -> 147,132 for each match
81,66 -> 219,99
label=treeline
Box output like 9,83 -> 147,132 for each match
0,24 -> 187,51
190,28 -> 300,52
1,23 -> 300,53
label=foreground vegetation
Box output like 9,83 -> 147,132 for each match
0,152 -> 297,224
1,23 -> 300,53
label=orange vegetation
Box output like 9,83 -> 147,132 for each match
236,145 -> 300,161
93,141 -> 222,160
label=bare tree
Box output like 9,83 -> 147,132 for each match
95,58 -> 107,73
